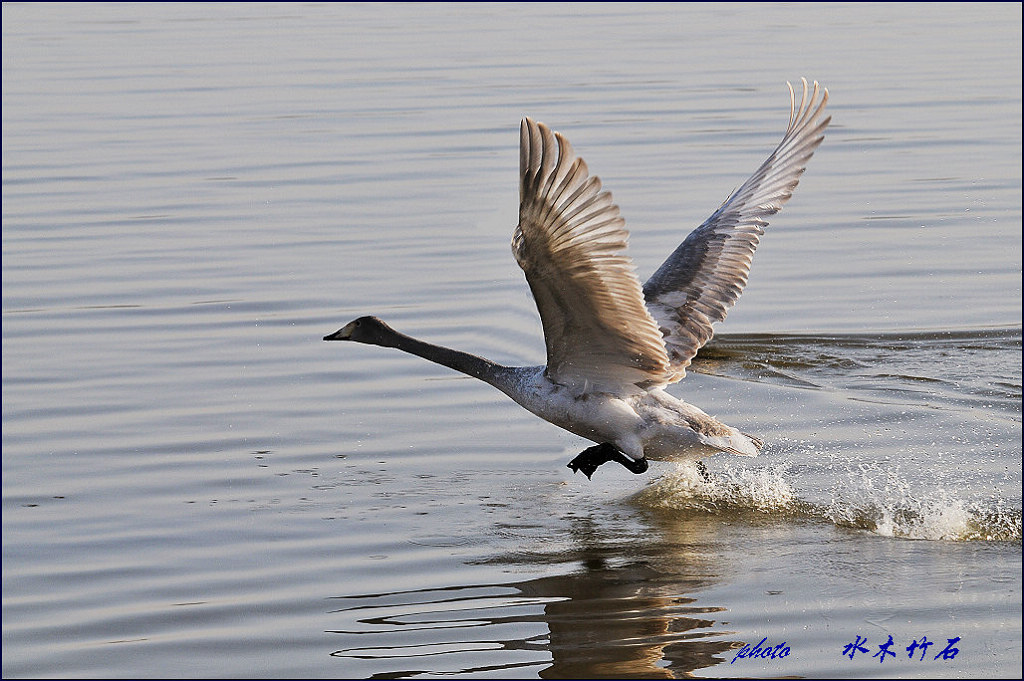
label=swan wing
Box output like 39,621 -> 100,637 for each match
643,79 -> 830,381
514,117 -> 672,392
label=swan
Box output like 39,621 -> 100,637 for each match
325,79 -> 830,479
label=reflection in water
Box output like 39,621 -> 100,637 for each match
328,516 -> 736,679
530,563 -> 731,679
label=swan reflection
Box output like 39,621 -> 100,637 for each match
328,514 -> 738,678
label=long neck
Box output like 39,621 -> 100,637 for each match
380,327 -> 509,387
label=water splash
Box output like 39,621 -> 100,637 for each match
632,462 -> 800,516
632,461 -> 1021,542
825,462 -> 1022,542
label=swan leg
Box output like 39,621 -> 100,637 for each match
567,443 -> 648,479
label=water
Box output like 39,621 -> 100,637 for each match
3,3 -> 1021,678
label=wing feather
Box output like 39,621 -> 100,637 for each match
643,79 -> 830,381
514,118 -> 672,392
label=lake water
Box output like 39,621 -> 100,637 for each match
2,3 -> 1021,678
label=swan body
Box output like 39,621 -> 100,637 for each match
326,80 -> 829,478
491,365 -> 761,462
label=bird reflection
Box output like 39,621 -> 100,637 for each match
525,562 -> 730,679
328,514 -> 737,678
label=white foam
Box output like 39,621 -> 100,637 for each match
827,463 -> 1021,541
632,459 -> 1021,542
632,461 -> 797,515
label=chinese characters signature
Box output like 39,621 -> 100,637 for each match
843,635 -> 960,663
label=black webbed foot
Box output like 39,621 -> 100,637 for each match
567,443 -> 610,479
567,443 -> 648,479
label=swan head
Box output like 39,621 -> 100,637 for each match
323,316 -> 398,346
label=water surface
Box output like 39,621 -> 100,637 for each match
3,3 -> 1021,678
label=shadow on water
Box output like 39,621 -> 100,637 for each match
327,515 -> 740,679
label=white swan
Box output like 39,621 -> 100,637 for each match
326,80 -> 830,479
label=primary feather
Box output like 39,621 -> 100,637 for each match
515,117 -> 672,393
644,79 -> 830,380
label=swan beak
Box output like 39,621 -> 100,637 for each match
323,321 -> 357,341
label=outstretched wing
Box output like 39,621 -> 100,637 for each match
514,117 -> 672,393
643,79 -> 830,381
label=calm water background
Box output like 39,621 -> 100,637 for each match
3,3 -> 1021,678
